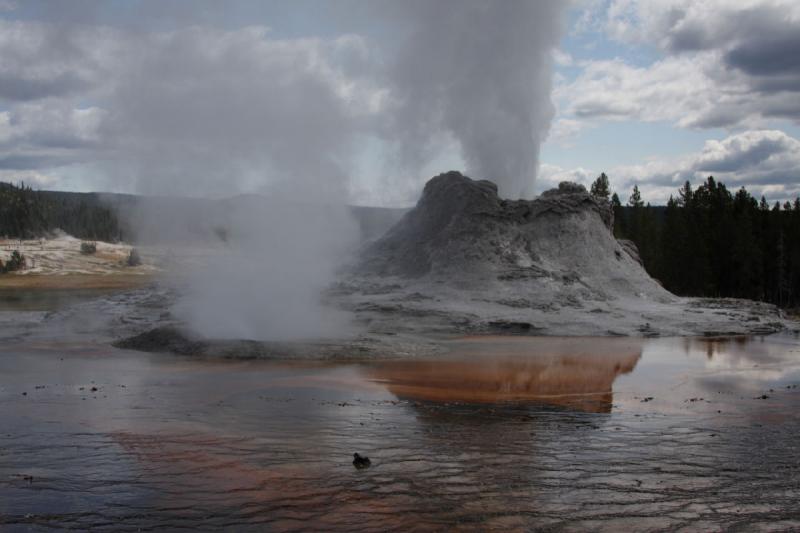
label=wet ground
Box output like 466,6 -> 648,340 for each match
0,288 -> 126,312
1,333 -> 800,531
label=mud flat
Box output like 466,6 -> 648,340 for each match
2,334 -> 800,531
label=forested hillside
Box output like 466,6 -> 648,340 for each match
591,173 -> 800,309
0,182 -> 408,245
0,182 -> 125,241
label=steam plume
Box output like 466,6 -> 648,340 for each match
386,0 -> 565,199
100,26 -> 366,340
42,2 -> 569,340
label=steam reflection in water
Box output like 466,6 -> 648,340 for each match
1,334 -> 800,531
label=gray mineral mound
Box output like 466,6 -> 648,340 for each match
339,171 -> 789,338
357,170 -> 670,303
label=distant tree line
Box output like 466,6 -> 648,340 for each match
0,181 -> 123,241
591,173 -> 800,308
3,176 -> 798,307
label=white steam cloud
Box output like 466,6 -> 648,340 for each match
173,201 -> 359,341
98,26 -> 367,340
384,0 -> 565,199
4,2 -> 568,340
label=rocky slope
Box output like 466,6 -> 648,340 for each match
336,171 -> 788,338
358,171 -> 664,297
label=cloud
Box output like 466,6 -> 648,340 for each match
546,118 -> 591,147
610,130 -> 800,202
540,129 -> 800,204
559,55 -> 720,127
562,0 -> 800,129
559,50 -> 800,130
553,48 -> 574,67
0,169 -> 59,187
609,0 -> 800,93
0,103 -> 106,174
603,1 -> 798,50
692,130 -> 799,173
0,19 -> 119,102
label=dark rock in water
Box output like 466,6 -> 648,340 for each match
487,321 -> 537,333
111,325 -> 428,360
113,327 -> 206,355
353,453 -> 371,469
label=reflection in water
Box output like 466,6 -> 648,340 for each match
695,335 -> 757,360
1,334 -> 800,530
368,337 -> 643,412
0,288 -> 120,311
694,335 -> 792,366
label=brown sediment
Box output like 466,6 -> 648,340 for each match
367,336 -> 643,413
4,335 -> 800,530
0,273 -> 151,290
94,250 -> 129,262
111,431 -> 428,531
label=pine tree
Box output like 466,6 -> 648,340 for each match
611,192 -> 624,238
730,187 -> 762,299
628,185 -> 644,208
610,178 -> 798,308
590,173 -> 610,200
678,181 -> 693,207
639,202 -> 661,275
660,196 -> 684,290
626,185 -> 645,245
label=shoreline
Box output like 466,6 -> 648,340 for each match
0,272 -> 153,291
3,271 -> 797,360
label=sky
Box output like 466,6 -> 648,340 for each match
1,0 -> 799,205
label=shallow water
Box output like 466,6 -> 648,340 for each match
0,288 -> 122,312
1,334 -> 800,531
